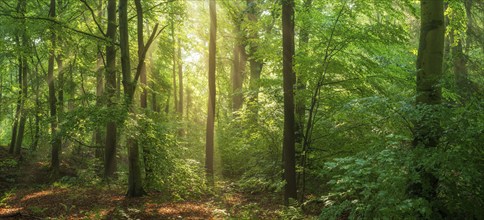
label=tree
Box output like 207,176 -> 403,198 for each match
104,0 -> 117,179
414,0 -> 445,148
246,0 -> 263,120
119,0 -> 145,197
177,39 -> 183,118
411,0 -> 445,216
48,0 -> 62,174
282,0 -> 297,204
123,0 -> 161,197
13,0 -> 28,156
8,0 -> 28,156
205,0 -> 217,177
94,0 -> 105,159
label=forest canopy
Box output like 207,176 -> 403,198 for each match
0,0 -> 482,219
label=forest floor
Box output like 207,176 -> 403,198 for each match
0,147 -> 295,219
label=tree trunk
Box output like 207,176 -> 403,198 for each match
246,0 -> 263,120
11,0 -> 29,156
411,0 -> 445,217
414,0 -> 445,146
94,0 -> 104,159
282,0 -> 297,205
48,0 -> 61,174
205,0 -> 217,177
14,43 -> 28,156
104,0 -> 117,179
177,39 -> 184,117
231,40 -> 243,112
171,23 -> 178,113
123,0 -> 147,197
451,34 -> 471,102
464,0 -> 473,52
9,58 -> 21,154
296,0 -> 312,202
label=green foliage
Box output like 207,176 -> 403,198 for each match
126,112 -> 209,200
319,100 -> 483,219
320,146 -> 424,219
0,158 -> 18,168
218,103 -> 283,193
28,206 -> 48,216
277,205 -> 305,220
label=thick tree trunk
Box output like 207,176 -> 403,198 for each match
282,0 -> 297,205
411,0 -> 445,217
104,0 -> 117,179
205,0 -> 217,177
414,0 -> 445,146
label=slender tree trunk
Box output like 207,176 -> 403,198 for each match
177,39 -> 185,136
464,0 -> 473,52
296,0 -> 312,202
231,41 -> 243,112
9,58 -> 21,154
205,0 -> 217,177
48,0 -> 61,174
32,54 -> 40,151
177,39 -> 184,117
94,0 -> 104,159
411,0 -> 445,217
282,0 -> 297,205
104,0 -> 117,179
12,0 -> 28,157
135,0 -> 153,187
123,0 -> 151,197
451,34 -> 471,102
171,23 -> 178,113
14,51 -> 28,156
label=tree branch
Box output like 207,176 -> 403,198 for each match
0,13 -> 114,44
79,0 -> 106,37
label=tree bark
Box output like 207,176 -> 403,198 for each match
296,0 -> 312,203
15,41 -> 29,156
451,34 -> 471,102
123,0 -> 154,197
231,39 -> 243,112
414,0 -> 445,146
12,0 -> 29,156
104,0 -> 117,179
205,0 -> 217,177
246,0 -> 263,120
171,23 -> 178,113
177,39 -> 184,117
48,0 -> 61,174
282,0 -> 297,205
94,0 -> 104,159
9,58 -> 21,154
411,0 -> 445,217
